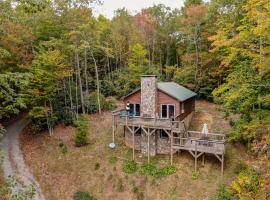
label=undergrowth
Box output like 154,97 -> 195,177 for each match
123,160 -> 177,177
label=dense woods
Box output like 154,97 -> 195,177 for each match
0,0 -> 269,198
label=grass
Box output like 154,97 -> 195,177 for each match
0,170 -> 9,200
19,101 -> 249,200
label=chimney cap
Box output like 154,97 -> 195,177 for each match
141,75 -> 157,77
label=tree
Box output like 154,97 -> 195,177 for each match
29,49 -> 71,135
0,73 -> 30,118
179,4 -> 208,90
184,0 -> 203,7
211,0 -> 270,153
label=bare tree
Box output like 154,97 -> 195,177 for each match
90,50 -> 101,114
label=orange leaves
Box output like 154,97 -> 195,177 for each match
0,21 -> 35,69
182,4 -> 207,26
133,9 -> 155,35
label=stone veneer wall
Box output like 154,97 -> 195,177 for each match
124,130 -> 172,156
140,76 -> 157,118
125,129 -> 141,150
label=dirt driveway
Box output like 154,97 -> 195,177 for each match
1,117 -> 45,200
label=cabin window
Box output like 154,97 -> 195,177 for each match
135,104 -> 140,116
161,104 -> 175,119
181,102 -> 185,114
161,105 -> 167,118
160,130 -> 169,139
129,103 -> 140,117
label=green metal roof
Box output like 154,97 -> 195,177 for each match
122,82 -> 196,101
157,82 -> 197,101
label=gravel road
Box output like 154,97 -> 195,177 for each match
1,117 -> 45,200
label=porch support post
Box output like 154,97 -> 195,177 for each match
132,126 -> 135,160
202,153 -> 205,166
112,114 -> 115,144
195,142 -> 198,172
147,128 -> 150,163
221,154 -> 224,176
170,133 -> 173,165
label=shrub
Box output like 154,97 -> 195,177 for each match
123,160 -> 137,174
0,176 -> 36,200
158,166 -> 177,177
94,162 -> 100,170
117,178 -> 124,192
84,92 -> 117,113
73,191 -> 94,200
191,172 -> 200,180
55,108 -> 74,125
233,161 -> 248,174
133,186 -> 144,200
59,140 -> 68,154
139,164 -> 158,177
108,155 -> 118,164
29,106 -> 58,132
104,96 -> 117,111
0,124 -> 5,140
212,185 -> 234,200
231,169 -> 264,199
74,115 -> 89,147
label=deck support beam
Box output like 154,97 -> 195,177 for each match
126,126 -> 136,160
221,154 -> 224,176
141,127 -> 156,164
214,153 -> 225,176
132,127 -> 135,160
170,135 -> 173,165
202,153 -> 205,165
112,114 -> 115,144
112,112 -> 226,176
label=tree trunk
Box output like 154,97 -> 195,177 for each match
68,76 -> 74,115
152,36 -> 155,66
75,71 -> 79,119
45,100 -> 53,136
75,50 -> 85,114
84,48 -> 89,96
90,50 -> 101,114
63,80 -> 67,107
194,34 -> 199,87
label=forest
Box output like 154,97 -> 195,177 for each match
0,0 -> 269,199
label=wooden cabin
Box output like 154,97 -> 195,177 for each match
112,75 -> 226,174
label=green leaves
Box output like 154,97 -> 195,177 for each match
123,161 -> 177,177
74,115 -> 89,147
0,72 -> 31,118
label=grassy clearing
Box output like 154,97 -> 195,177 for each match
20,101 -> 248,200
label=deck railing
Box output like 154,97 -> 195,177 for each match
112,109 -> 226,153
187,131 -> 226,141
112,109 -> 183,130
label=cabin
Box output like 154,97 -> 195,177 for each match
122,75 -> 196,155
112,75 -> 226,174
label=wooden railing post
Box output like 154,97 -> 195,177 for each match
195,141 -> 198,172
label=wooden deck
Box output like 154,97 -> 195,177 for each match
172,137 -> 225,155
114,114 -> 183,132
112,109 -> 226,175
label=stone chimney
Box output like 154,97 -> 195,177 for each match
140,75 -> 157,118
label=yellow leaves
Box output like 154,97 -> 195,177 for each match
231,169 -> 264,200
210,0 -> 270,73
